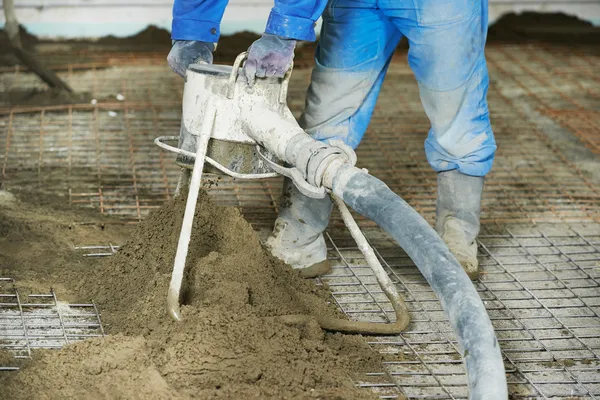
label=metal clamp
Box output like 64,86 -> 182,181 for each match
256,145 -> 327,199
328,139 -> 357,166
226,52 -> 294,104
304,140 -> 357,189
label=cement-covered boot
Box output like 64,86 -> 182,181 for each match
265,177 -> 333,278
175,123 -> 197,169
436,170 -> 485,280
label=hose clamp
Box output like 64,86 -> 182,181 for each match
256,145 -> 327,199
328,140 -> 357,166
256,139 -> 357,199
306,140 -> 357,187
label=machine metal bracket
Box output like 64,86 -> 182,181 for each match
256,145 -> 327,199
328,140 -> 357,167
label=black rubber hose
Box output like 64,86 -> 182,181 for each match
332,164 -> 507,400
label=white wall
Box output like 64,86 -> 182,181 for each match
0,0 -> 599,39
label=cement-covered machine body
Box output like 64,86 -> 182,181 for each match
182,63 -> 296,145
161,56 -> 508,400
180,55 -> 356,200
180,60 -> 296,176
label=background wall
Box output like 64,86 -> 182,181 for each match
0,0 -> 599,39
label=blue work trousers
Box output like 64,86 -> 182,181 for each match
300,0 -> 495,177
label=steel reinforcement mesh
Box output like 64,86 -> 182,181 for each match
321,224 -> 600,399
0,43 -> 599,398
0,278 -> 105,371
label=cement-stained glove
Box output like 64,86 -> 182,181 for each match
167,40 -> 214,78
244,34 -> 296,85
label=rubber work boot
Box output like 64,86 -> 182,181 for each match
436,170 -> 485,281
175,123 -> 196,169
265,177 -> 333,278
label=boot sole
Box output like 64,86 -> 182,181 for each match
453,255 -> 480,281
463,263 -> 480,281
175,155 -> 194,170
296,259 -> 332,279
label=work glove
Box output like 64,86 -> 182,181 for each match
167,40 -> 214,78
244,33 -> 296,86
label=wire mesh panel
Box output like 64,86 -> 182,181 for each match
0,43 -> 599,398
0,278 -> 105,371
320,223 -> 600,399
1,46 -> 598,227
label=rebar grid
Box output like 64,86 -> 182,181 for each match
0,43 -> 599,398
0,44 -> 598,227
9,51 -> 167,68
75,244 -> 121,257
320,224 -> 600,399
483,44 -> 600,157
0,278 -> 105,372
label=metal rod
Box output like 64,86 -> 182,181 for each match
167,103 -> 216,321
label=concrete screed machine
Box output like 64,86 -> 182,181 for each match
155,53 -> 508,400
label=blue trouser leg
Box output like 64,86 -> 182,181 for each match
382,0 -> 491,277
384,0 -> 495,177
300,1 -> 401,148
273,0 -> 397,257
273,0 -> 494,263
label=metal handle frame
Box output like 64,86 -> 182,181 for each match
227,51 -> 294,103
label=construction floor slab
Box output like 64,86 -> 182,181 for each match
0,43 -> 598,399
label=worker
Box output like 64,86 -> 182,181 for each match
167,0 -> 495,281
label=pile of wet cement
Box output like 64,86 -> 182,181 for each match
488,12 -> 600,44
1,192 -> 382,399
2,12 -> 598,71
0,189 -> 130,295
0,26 -> 261,67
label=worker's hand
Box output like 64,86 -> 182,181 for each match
167,40 -> 214,78
243,34 -> 296,86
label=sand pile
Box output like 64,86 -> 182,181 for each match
488,12 -> 600,44
1,192 -> 382,399
0,190 -> 130,295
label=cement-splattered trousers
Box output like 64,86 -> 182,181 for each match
302,0 -> 495,176
268,0 -> 496,261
